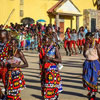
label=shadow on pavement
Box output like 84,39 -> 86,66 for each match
62,60 -> 83,68
61,91 -> 87,98
26,85 -> 41,90
31,94 -> 42,99
61,72 -> 81,76
22,53 -> 100,100
25,54 -> 38,58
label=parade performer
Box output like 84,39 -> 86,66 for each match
0,30 -> 12,99
40,35 -> 63,100
64,28 -> 71,56
7,38 -> 28,100
78,27 -> 86,54
82,32 -> 100,100
71,29 -> 78,55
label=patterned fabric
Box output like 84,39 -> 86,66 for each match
82,60 -> 100,91
7,91 -> 22,100
7,68 -> 25,100
0,41 -> 11,84
41,45 -> 62,100
0,68 -> 7,85
39,47 -> 45,78
0,41 -> 11,62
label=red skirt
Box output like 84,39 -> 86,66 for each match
41,63 -> 62,99
7,68 -> 25,99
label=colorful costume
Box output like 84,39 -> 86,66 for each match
7,57 -> 26,100
0,41 -> 11,85
64,32 -> 71,49
82,40 -> 100,99
41,45 -> 63,100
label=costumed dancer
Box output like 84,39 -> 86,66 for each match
0,30 -> 12,99
40,35 -> 63,100
78,27 -> 86,54
7,38 -> 28,100
71,29 -> 78,55
82,32 -> 100,100
64,28 -> 71,56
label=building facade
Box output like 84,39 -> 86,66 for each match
0,0 -> 98,32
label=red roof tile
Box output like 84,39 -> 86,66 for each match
47,0 -> 63,13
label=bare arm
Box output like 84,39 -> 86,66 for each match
18,51 -> 28,68
53,32 -> 59,43
96,44 -> 100,61
83,43 -> 88,58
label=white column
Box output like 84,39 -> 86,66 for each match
56,14 -> 60,28
76,16 -> 79,32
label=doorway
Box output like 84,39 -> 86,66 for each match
60,22 -> 64,34
91,18 -> 96,32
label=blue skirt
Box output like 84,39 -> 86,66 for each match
83,60 -> 100,89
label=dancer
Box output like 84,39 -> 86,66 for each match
64,28 -> 71,56
71,29 -> 78,55
0,30 -> 12,99
78,27 -> 85,54
82,32 -> 100,100
7,38 -> 28,100
41,35 -> 63,100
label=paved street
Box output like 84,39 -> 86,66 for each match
20,49 -> 100,100
1,49 -> 100,100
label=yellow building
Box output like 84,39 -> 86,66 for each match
0,0 -> 98,32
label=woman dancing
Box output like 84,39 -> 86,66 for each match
40,35 -> 63,100
82,32 -> 100,100
64,28 -> 71,56
0,30 -> 12,100
7,38 -> 28,100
